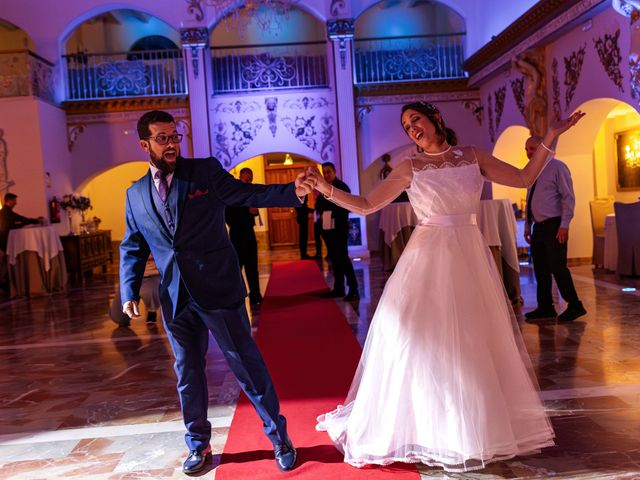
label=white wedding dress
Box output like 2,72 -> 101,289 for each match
316,147 -> 555,472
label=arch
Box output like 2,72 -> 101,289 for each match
207,0 -> 326,32
79,161 -> 149,241
354,0 -> 466,38
226,144 -> 326,172
354,0 -> 467,27
58,4 -> 180,57
130,35 -> 179,51
491,125 -> 530,208
0,17 -> 35,51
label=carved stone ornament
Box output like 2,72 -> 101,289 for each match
551,58 -> 562,121
510,77 -> 525,118
356,105 -> 372,127
180,27 -> 209,46
564,44 -> 586,111
593,29 -> 624,92
330,0 -> 346,17
487,93 -> 495,143
512,49 -> 547,136
185,0 -> 205,21
494,86 -> 506,133
67,124 -> 86,152
463,100 -> 483,126
613,0 -> 640,16
327,19 -> 355,39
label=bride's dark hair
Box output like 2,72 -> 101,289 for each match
401,102 -> 458,148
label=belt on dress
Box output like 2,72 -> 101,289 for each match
419,213 -> 477,227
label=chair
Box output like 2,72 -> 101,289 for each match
613,201 -> 640,276
589,197 -> 614,267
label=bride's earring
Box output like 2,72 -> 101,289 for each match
417,146 -> 424,153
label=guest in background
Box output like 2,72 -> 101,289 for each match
0,193 -> 41,253
523,135 -> 586,323
315,162 -> 359,301
312,191 -> 323,260
295,194 -> 312,259
225,167 -> 263,305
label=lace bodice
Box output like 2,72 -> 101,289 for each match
322,146 -> 484,218
407,161 -> 483,220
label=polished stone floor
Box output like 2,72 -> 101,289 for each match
0,248 -> 639,479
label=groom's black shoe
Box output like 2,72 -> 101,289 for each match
274,440 -> 297,472
322,289 -> 345,298
524,307 -> 557,320
182,445 -> 211,474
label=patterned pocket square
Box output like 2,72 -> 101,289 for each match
187,188 -> 209,200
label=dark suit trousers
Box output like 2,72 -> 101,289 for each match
163,285 -> 287,452
323,229 -> 358,293
531,217 -> 580,308
231,233 -> 260,299
297,219 -> 308,258
314,219 -> 323,257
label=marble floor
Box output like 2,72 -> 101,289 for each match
1,249 -> 640,479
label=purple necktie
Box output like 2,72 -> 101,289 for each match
156,170 -> 169,202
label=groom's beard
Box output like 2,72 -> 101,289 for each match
149,149 -> 177,173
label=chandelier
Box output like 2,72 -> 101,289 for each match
201,0 -> 298,36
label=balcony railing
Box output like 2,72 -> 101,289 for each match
0,50 -> 55,103
211,41 -> 328,94
354,33 -> 466,85
62,49 -> 187,101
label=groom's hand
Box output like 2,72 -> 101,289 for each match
294,171 -> 316,197
123,300 -> 141,319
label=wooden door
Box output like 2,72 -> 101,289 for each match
264,161 -> 317,248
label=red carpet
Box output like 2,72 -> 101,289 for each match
215,260 -> 419,479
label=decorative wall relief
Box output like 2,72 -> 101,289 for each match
551,58 -> 562,121
281,115 -> 317,150
494,86 -> 506,133
512,49 -> 547,136
330,0 -> 346,17
214,118 -> 265,166
67,124 -> 86,152
631,9 -> 640,100
265,97 -> 278,137
564,44 -> 586,111
510,77 -> 525,118
487,93 -> 495,143
319,115 -> 335,162
214,100 -> 262,114
593,29 -> 624,92
282,96 -> 329,110
185,0 -> 204,21
463,100 -> 483,126
0,129 -> 13,193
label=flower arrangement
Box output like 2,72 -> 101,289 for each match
60,194 -> 92,212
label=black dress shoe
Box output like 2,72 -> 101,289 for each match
274,441 -> 297,472
343,289 -> 360,301
524,307 -> 557,320
183,445 -> 211,474
558,301 -> 587,322
322,289 -> 345,298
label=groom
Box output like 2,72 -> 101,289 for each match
120,110 -> 315,474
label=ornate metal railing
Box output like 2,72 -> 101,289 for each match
62,49 -> 187,100
211,41 -> 328,94
353,33 -> 466,84
0,50 -> 55,103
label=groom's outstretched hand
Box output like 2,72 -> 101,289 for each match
294,171 -> 317,197
123,300 -> 141,319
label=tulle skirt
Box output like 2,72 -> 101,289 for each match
316,223 -> 555,472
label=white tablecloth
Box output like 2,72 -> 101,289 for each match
603,214 -> 617,271
7,226 -> 64,272
378,202 -> 418,246
477,199 -> 520,273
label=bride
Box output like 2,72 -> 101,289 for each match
310,102 -> 584,473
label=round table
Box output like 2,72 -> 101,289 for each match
7,225 -> 67,297
378,202 -> 418,270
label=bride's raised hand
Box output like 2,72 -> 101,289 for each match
306,167 -> 327,192
549,110 -> 585,137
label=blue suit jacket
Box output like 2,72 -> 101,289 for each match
120,157 -> 300,315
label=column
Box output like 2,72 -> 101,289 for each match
327,19 -> 368,257
180,27 -> 211,158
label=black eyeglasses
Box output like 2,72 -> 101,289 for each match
146,133 -> 183,145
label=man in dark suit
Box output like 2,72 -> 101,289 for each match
0,193 -> 41,253
315,162 -> 359,300
295,194 -> 312,259
120,110 -> 315,474
225,167 -> 262,305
